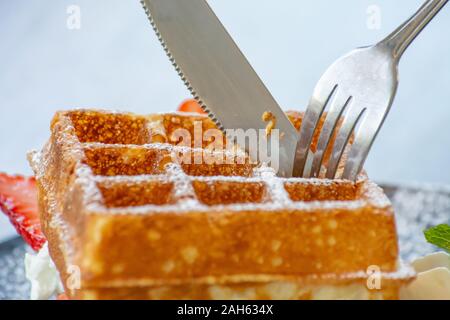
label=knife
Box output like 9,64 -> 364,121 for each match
140,0 -> 299,177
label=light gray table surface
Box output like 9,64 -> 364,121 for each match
1,0 -> 450,241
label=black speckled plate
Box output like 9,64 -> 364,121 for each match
1,184 -> 449,300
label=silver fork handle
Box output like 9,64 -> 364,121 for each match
380,0 -> 448,59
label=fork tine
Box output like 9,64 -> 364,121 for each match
342,112 -> 383,180
306,95 -> 352,178
292,84 -> 338,177
325,108 -> 366,179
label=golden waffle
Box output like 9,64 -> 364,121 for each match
29,109 -> 415,300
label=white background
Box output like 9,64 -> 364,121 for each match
1,0 -> 449,241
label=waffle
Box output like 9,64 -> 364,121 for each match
28,109 -> 415,300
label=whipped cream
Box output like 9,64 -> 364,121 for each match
401,252 -> 450,300
24,243 -> 64,300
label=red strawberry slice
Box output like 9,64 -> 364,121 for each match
0,173 -> 46,251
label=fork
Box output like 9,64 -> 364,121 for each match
292,0 -> 448,181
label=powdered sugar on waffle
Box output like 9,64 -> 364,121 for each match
88,176 -> 389,216
28,150 -> 76,261
164,163 -> 198,204
77,159 -> 391,214
75,164 -> 104,211
29,109 -> 393,215
254,165 -> 291,205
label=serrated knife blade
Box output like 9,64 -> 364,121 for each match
140,0 -> 299,177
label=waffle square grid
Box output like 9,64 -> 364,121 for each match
29,109 -> 414,300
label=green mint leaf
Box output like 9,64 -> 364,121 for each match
424,224 -> 450,252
